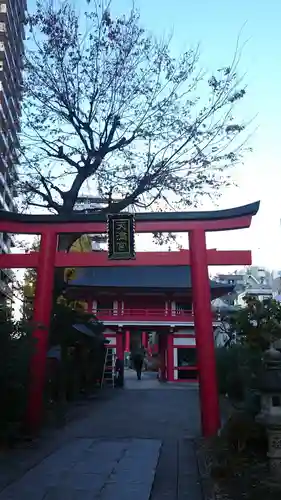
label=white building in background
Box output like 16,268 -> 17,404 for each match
235,288 -> 273,307
235,270 -> 273,306
271,270 -> 281,299
215,266 -> 281,309
0,0 -> 27,301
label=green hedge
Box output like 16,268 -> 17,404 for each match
0,308 -> 34,443
216,344 -> 262,413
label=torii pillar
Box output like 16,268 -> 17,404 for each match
26,231 -> 58,430
189,229 -> 220,436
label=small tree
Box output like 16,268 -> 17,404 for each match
19,0 -> 248,218
230,296 -> 281,350
48,301 -> 105,405
22,234 -> 93,315
216,297 -> 281,410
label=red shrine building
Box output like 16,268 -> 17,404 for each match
67,255 -> 232,382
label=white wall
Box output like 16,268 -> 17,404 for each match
173,337 -> 196,346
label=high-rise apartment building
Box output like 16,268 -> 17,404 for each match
0,0 -> 27,298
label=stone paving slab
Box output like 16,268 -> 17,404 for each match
0,372 -> 201,499
149,438 -> 202,500
0,438 -> 161,500
177,439 -> 202,500
124,369 -> 199,390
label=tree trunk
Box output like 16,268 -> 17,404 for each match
53,234 -> 82,304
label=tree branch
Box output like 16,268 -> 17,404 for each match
24,182 -> 62,212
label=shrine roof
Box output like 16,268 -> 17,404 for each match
68,265 -> 232,291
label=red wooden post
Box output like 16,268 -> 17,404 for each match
189,229 -> 220,437
159,334 -> 167,381
166,332 -> 174,382
26,230 -> 58,431
116,331 -> 124,360
125,330 -> 130,352
141,331 -> 148,348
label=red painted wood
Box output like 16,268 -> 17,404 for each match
0,249 -> 251,269
121,296 -> 165,309
189,229 -> 221,437
0,214 -> 252,235
124,331 -> 130,352
166,333 -> 174,382
116,332 -> 123,360
159,334 -> 168,381
95,308 -> 195,323
207,250 -> 252,266
141,331 -> 148,348
0,252 -> 39,268
55,250 -> 190,267
54,249 -> 251,267
26,232 -> 58,431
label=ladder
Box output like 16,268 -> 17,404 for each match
100,347 -> 115,388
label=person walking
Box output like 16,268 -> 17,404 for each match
133,348 -> 144,380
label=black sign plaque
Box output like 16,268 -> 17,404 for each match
107,214 -> 136,260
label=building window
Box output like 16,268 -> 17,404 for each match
0,22 -> 5,32
176,348 -> 198,380
177,347 -> 197,367
175,300 -> 192,314
0,60 -> 3,71
0,41 -> 4,50
97,299 -> 114,313
0,4 -> 6,14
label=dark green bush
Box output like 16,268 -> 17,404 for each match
0,306 -> 34,443
46,302 -> 106,408
219,410 -> 267,454
216,344 -> 262,409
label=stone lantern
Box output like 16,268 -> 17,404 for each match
256,347 -> 281,487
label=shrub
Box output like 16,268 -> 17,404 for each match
0,306 -> 34,444
216,344 -> 262,409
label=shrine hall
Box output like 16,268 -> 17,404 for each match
66,260 -> 233,382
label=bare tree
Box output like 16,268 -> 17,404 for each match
18,0 -> 248,218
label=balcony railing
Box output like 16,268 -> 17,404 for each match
95,308 -> 195,322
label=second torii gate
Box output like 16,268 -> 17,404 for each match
0,201 -> 260,437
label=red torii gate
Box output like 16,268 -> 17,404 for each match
0,201 -> 259,437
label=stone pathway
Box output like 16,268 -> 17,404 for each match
124,369 -> 199,391
0,372 -> 202,500
0,438 -> 161,499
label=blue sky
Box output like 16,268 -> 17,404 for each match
113,0 -> 281,269
26,0 -> 281,270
